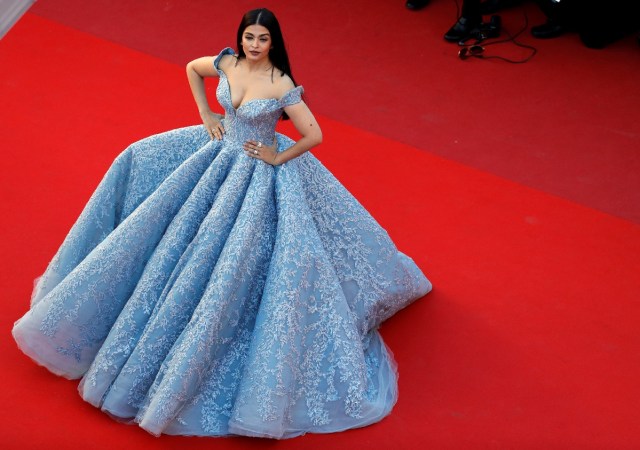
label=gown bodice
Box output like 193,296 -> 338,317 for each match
213,47 -> 304,145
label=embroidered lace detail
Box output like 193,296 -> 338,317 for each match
12,47 -> 431,439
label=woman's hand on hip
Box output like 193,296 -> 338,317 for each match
201,111 -> 225,140
244,138 -> 279,165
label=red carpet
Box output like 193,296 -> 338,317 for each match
28,0 -> 640,223
2,9 -> 640,450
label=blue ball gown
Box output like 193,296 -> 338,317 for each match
12,48 -> 432,439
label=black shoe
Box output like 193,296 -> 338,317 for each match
531,20 -> 566,39
405,0 -> 430,10
444,16 -> 481,42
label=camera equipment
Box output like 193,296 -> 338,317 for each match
456,10 -> 537,64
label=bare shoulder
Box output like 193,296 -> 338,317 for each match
274,73 -> 296,97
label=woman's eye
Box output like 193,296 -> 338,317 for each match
260,38 -> 268,42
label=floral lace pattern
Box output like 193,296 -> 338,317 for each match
12,47 -> 431,439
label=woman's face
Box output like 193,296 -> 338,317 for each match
241,24 -> 272,62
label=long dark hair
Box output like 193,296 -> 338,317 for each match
236,8 -> 297,120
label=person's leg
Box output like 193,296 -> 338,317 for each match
579,1 -> 640,48
444,0 -> 482,42
480,0 -> 525,15
531,0 -> 575,39
461,0 -> 482,19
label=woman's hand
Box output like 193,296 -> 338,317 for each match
201,111 -> 225,140
243,138 -> 279,166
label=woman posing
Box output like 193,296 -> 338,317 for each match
13,8 -> 431,439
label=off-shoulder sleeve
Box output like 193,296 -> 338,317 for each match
213,47 -> 235,72
279,86 -> 304,107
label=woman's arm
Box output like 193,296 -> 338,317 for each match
243,100 -> 322,165
272,101 -> 323,165
186,56 -> 224,140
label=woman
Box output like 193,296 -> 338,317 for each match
13,8 -> 431,439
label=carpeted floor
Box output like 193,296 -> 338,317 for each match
27,0 -> 640,223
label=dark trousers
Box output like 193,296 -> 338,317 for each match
579,1 -> 640,48
462,0 -> 481,19
536,0 -> 639,48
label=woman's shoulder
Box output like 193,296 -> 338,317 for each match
273,73 -> 296,97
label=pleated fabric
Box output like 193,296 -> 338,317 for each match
12,47 -> 431,438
